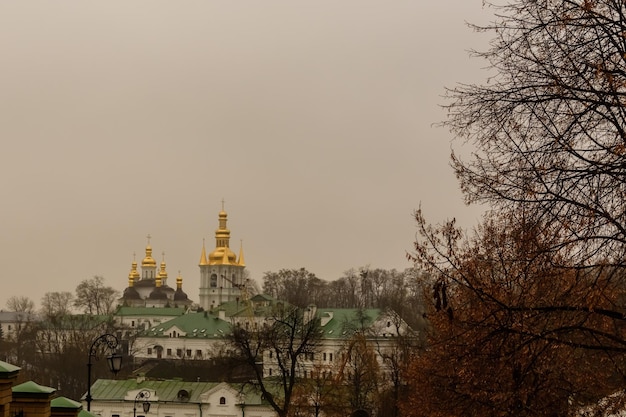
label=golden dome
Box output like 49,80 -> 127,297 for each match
157,252 -> 168,279
132,262 -> 140,280
158,261 -> 168,279
208,247 -> 238,265
142,245 -> 157,268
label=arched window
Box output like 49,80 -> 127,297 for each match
210,274 -> 218,288
219,397 -> 226,405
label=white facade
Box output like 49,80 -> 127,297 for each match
86,381 -> 276,417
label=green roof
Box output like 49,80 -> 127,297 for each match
144,312 -> 231,338
78,409 -> 99,417
316,308 -> 382,339
12,381 -> 55,394
115,307 -> 186,317
0,360 -> 20,374
88,379 -> 266,405
51,397 -> 82,409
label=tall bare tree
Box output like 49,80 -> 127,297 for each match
229,304 -> 321,417
445,0 -> 626,267
74,276 -> 119,315
41,292 -> 74,319
6,296 -> 35,314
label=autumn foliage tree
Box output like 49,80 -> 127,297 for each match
402,210 -> 626,416
402,0 -> 626,414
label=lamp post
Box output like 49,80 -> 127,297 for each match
133,390 -> 151,417
86,333 -> 123,411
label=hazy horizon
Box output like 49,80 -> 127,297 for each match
0,1 -> 492,310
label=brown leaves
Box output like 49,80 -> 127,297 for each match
402,209 -> 626,416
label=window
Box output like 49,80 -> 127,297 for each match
269,368 -> 272,376
219,397 -> 226,405
196,349 -> 202,358
210,274 -> 218,288
387,321 -> 391,327
186,349 -> 191,357
147,348 -> 152,355
176,349 -> 182,357
131,320 -> 135,327
269,351 -> 273,359
329,353 -> 333,362
167,348 -> 172,356
323,352 -> 327,361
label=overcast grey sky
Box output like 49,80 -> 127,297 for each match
0,1 -> 493,309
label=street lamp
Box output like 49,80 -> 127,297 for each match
133,390 -> 151,417
86,333 -> 122,411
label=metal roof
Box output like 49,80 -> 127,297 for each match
143,312 -> 231,338
115,307 -> 186,317
87,379 -> 265,405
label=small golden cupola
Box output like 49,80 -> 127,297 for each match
123,255 -> 141,301
174,271 -> 190,303
208,209 -> 238,265
157,252 -> 168,284
149,251 -> 167,301
129,252 -> 141,283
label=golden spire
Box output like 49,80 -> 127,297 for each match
157,251 -> 168,280
199,238 -> 208,266
237,239 -> 246,266
208,205 -> 237,265
129,252 -> 140,283
176,270 -> 183,289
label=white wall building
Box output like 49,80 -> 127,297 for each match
85,379 -> 276,417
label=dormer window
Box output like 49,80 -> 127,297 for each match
219,397 -> 226,405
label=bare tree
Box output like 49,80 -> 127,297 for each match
445,0 -> 626,267
229,304 -> 321,417
262,268 -> 326,307
6,296 -> 35,314
2,296 -> 36,367
74,276 -> 119,315
41,292 -> 74,319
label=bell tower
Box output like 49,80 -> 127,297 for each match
198,204 -> 246,311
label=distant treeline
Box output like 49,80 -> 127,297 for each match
261,267 -> 428,330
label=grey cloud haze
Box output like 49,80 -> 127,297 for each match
0,1 -> 490,308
